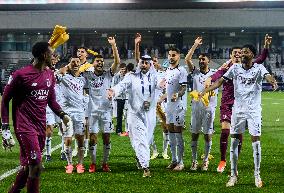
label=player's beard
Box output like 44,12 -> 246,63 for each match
241,56 -> 250,65
169,59 -> 176,64
199,62 -> 206,70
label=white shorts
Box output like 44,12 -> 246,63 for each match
88,111 -> 113,134
166,104 -> 185,126
63,112 -> 85,137
190,102 -> 215,134
46,111 -> 61,126
231,110 -> 262,136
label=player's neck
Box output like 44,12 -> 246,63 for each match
242,60 -> 253,69
200,66 -> 209,73
80,59 -> 87,65
94,69 -> 103,76
33,59 -> 47,71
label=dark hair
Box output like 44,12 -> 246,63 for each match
168,47 -> 180,54
32,42 -> 50,60
77,46 -> 88,52
242,44 -> 257,56
119,63 -> 127,68
126,63 -> 135,72
199,53 -> 211,60
91,54 -> 104,63
230,47 -> 242,55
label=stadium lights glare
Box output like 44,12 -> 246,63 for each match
0,0 -> 134,4
197,0 -> 283,2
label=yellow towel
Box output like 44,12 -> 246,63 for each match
189,90 -> 215,107
49,25 -> 69,50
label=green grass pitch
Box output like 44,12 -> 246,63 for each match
0,92 -> 283,192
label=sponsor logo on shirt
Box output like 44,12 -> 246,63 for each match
30,89 -> 49,100
31,83 -> 38,87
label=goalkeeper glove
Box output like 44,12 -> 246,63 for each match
1,123 -> 15,151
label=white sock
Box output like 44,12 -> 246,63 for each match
163,132 -> 169,155
45,137 -> 52,156
230,138 -> 240,176
175,133 -> 184,165
103,143 -> 111,164
74,139 -> 78,151
61,136 -> 65,152
84,139 -> 89,149
151,137 -> 158,154
89,144 -> 97,164
204,140 -> 212,162
78,147 -> 85,164
191,140 -> 198,162
65,146 -> 72,165
169,132 -> 177,163
252,141 -> 261,177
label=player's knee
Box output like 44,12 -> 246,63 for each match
89,133 -> 98,145
28,164 -> 42,178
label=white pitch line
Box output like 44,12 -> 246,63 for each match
0,144 -> 61,181
272,102 -> 280,105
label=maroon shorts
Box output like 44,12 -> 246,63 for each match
16,133 -> 45,166
220,103 -> 233,123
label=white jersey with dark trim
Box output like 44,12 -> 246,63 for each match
165,65 -> 188,110
84,68 -> 113,113
59,73 -> 86,112
191,67 -> 218,108
223,63 -> 269,112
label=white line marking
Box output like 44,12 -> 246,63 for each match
272,102 -> 280,105
263,98 -> 284,101
0,144 -> 61,181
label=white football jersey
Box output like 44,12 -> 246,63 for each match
155,69 -> 166,100
59,73 -> 86,112
223,63 -> 269,112
84,69 -> 113,113
165,65 -> 188,110
191,67 -> 218,108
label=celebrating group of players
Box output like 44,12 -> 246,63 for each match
1,32 -> 277,192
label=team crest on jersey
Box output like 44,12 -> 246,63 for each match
46,79 -> 51,87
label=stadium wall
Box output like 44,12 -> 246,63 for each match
0,9 -> 284,30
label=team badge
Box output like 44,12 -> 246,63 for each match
46,79 -> 51,87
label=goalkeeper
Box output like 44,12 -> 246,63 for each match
1,42 -> 71,193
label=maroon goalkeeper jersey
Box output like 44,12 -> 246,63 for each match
1,64 -> 62,136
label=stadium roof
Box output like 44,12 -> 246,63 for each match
0,0 -> 283,11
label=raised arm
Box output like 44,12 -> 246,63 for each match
109,37 -> 120,74
185,37 -> 202,72
134,33 -> 142,64
254,34 -> 272,64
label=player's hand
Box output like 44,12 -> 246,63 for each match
159,78 -> 166,89
108,37 -> 116,46
107,88 -> 115,100
199,90 -> 206,97
194,37 -> 202,46
264,34 -> 272,48
1,124 -> 15,151
204,77 -> 212,88
62,114 -> 72,132
171,93 -> 178,102
272,82 -> 278,91
218,60 -> 231,70
135,33 -> 142,45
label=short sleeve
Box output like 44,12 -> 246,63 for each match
223,64 -> 236,81
259,64 -> 269,78
179,67 -> 188,85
